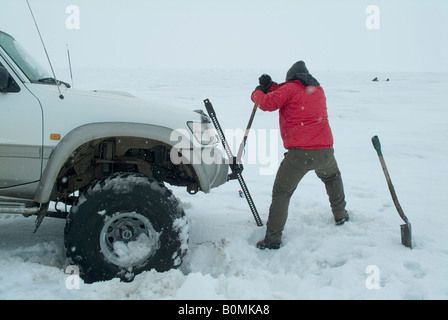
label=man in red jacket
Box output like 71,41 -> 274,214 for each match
251,61 -> 348,250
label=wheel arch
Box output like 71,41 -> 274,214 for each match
34,122 -> 211,204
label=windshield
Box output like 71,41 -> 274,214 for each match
0,31 -> 51,82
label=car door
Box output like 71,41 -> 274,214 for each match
0,56 -> 43,192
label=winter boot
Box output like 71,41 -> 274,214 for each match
335,212 -> 350,226
256,239 -> 281,250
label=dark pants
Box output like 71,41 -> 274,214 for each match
265,147 -> 347,243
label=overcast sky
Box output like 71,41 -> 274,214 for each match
1,0 -> 447,72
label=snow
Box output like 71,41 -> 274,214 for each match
1,68 -> 447,300
112,233 -> 158,268
173,215 -> 190,266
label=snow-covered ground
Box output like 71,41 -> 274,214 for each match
0,68 -> 447,300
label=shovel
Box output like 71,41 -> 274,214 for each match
372,135 -> 412,249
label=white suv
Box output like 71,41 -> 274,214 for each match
0,30 -> 228,283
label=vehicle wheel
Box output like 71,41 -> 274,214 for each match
64,172 -> 188,283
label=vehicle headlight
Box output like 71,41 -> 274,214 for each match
187,121 -> 218,146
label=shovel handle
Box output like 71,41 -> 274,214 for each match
372,135 -> 409,225
371,135 -> 382,156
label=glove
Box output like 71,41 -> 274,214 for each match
253,85 -> 264,94
259,74 -> 272,87
256,74 -> 274,94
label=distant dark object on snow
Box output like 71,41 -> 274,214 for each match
372,77 -> 390,82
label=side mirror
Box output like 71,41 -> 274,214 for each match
0,66 -> 10,92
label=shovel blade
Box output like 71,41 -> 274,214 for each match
400,223 -> 412,249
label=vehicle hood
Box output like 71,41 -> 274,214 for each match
25,83 -> 202,142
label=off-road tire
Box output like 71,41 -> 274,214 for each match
64,172 -> 188,283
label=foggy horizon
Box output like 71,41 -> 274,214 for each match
1,0 -> 447,73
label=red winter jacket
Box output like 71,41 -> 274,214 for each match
251,76 -> 333,150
